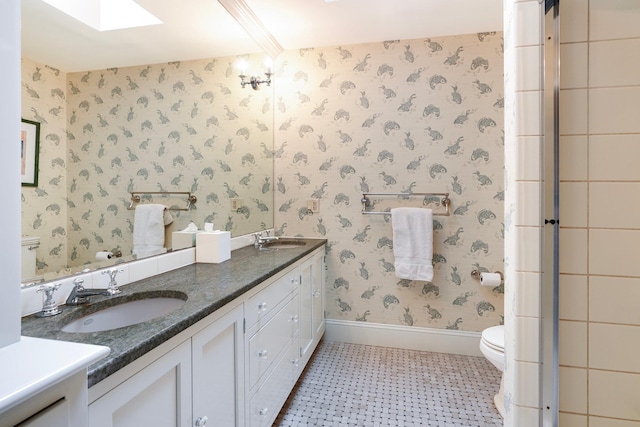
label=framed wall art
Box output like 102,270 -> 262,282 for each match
21,119 -> 40,187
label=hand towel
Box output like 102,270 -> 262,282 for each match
133,204 -> 168,259
391,207 -> 434,281
163,209 -> 174,226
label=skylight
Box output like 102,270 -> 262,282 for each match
41,0 -> 162,32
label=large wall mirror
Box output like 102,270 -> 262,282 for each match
20,0 -> 275,284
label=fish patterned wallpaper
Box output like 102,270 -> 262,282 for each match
21,57 -> 70,276
273,33 -> 505,331
21,54 -> 274,276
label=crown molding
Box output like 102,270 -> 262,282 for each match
217,0 -> 284,59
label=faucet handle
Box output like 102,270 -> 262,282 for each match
102,268 -> 123,295
102,268 -> 124,278
36,283 -> 63,317
73,277 -> 85,288
253,231 -> 262,245
264,230 -> 271,237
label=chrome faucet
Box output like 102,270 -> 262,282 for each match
65,278 -> 111,306
102,268 -> 124,295
253,231 -> 279,249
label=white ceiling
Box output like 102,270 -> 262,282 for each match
21,0 -> 503,73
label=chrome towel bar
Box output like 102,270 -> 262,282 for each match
128,191 -> 197,211
361,192 -> 451,216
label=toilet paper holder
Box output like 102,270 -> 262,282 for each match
470,269 -> 504,284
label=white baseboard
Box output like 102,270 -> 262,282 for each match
325,319 -> 482,357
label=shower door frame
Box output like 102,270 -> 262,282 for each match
540,0 -> 560,426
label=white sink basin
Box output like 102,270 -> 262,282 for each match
62,296 -> 186,333
262,240 -> 307,249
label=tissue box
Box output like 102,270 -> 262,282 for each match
172,231 -> 197,250
196,231 -> 231,263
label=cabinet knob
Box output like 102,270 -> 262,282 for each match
291,358 -> 299,367
289,315 -> 299,323
258,302 -> 267,312
258,350 -> 268,359
195,416 -> 208,427
259,408 -> 269,416
313,290 -> 320,298
291,278 -> 299,285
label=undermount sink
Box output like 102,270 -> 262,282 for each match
262,240 -> 307,249
61,291 -> 187,333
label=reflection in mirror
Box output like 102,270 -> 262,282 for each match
21,53 -> 274,284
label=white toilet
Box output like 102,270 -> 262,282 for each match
21,235 -> 43,284
480,325 -> 505,417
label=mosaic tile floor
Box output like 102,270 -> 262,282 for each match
275,340 -> 503,427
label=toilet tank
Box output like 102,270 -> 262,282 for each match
21,236 -> 41,284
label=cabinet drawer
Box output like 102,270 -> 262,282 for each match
246,267 -> 299,328
248,341 -> 298,427
248,294 -> 299,391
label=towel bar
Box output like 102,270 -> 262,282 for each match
127,191 -> 197,211
361,192 -> 451,216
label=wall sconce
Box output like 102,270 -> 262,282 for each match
238,58 -> 273,90
239,71 -> 272,90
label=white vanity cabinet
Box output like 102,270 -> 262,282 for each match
245,247 -> 325,427
87,304 -> 244,427
86,244 -> 325,427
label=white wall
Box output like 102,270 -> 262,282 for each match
0,0 -> 22,348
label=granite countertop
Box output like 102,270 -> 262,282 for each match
21,238 -> 326,387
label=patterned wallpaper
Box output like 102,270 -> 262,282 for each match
21,57 -> 69,276
21,31 -> 504,332
21,54 -> 274,275
273,33 -> 505,331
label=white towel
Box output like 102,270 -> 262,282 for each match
391,207 -> 434,281
163,209 -> 174,226
133,204 -> 168,259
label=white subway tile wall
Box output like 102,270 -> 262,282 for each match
559,182 -> 588,228
589,276 -> 640,325
560,0 -> 588,43
559,320 -> 588,367
559,136 -> 588,181
559,43 -> 588,89
559,274 -> 588,321
558,0 -> 640,423
559,366 -> 587,414
503,1 -> 544,422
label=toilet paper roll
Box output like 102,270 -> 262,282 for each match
95,251 -> 113,261
480,272 -> 502,287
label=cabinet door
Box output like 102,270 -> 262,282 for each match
192,303 -> 245,427
299,250 -> 325,362
298,257 -> 313,361
311,252 -> 325,339
89,340 -> 192,427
